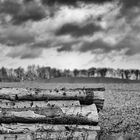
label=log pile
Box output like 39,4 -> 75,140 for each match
0,87 -> 105,140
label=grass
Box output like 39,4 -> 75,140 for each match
0,82 -> 140,138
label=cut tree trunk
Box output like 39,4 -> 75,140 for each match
0,123 -> 100,134
0,100 -> 80,108
0,104 -> 98,125
0,123 -> 100,140
0,130 -> 98,140
0,87 -> 104,110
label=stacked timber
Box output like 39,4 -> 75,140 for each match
0,87 -> 105,140
0,87 -> 105,111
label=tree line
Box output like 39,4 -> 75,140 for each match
0,65 -> 140,82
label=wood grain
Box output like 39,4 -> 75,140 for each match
0,104 -> 98,125
0,87 -> 104,110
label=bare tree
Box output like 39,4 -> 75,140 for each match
97,68 -> 108,77
73,69 -> 79,77
124,70 -> 130,79
88,67 -> 96,77
14,67 -> 24,81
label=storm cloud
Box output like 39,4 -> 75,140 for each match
41,0 -> 114,6
57,45 -> 72,52
121,0 -> 140,11
6,46 -> 43,59
0,0 -> 140,69
55,23 -> 102,37
0,26 -> 35,46
0,0 -> 46,24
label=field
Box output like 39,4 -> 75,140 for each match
0,82 -> 140,138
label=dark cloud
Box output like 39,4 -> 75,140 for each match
0,26 -> 35,46
20,50 -> 42,59
55,23 -> 102,37
13,1 -> 46,24
79,40 -> 112,53
0,0 -> 21,15
56,41 -> 79,52
30,36 -> 80,53
78,35 -> 140,56
57,45 -> 72,52
115,36 -> 140,56
42,0 -> 114,6
55,35 -> 139,56
118,0 -> 140,21
30,40 -> 53,49
23,0 -> 34,3
79,37 -> 140,56
7,47 -> 42,59
54,39 -> 113,53
0,0 -> 46,24
121,0 -> 140,10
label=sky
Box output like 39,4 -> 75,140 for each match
0,0 -> 140,70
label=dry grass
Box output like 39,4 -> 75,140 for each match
0,82 -> 140,138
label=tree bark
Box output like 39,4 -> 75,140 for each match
0,100 -> 80,108
0,130 -> 98,140
0,123 -> 100,134
0,104 -> 98,125
0,87 -> 104,111
0,123 -> 100,140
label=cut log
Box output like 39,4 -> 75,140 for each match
0,87 -> 104,110
69,87 -> 105,91
0,130 -> 98,140
0,87 -> 102,101
0,123 -> 100,134
0,123 -> 99,140
0,100 -> 80,108
0,104 -> 98,125
93,91 -> 104,111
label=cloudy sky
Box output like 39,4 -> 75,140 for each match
0,0 -> 140,70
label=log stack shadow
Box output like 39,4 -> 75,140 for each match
0,87 -> 105,140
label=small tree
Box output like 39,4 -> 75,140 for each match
119,69 -> 125,79
88,67 -> 96,77
73,69 -> 79,77
1,67 -> 8,78
37,66 -> 51,79
97,68 -> 107,77
14,67 -> 24,81
26,65 -> 38,80
134,69 -> 140,80
64,69 -> 71,77
80,69 -> 88,77
124,70 -> 130,79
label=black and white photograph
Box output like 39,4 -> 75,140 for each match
0,0 -> 140,139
